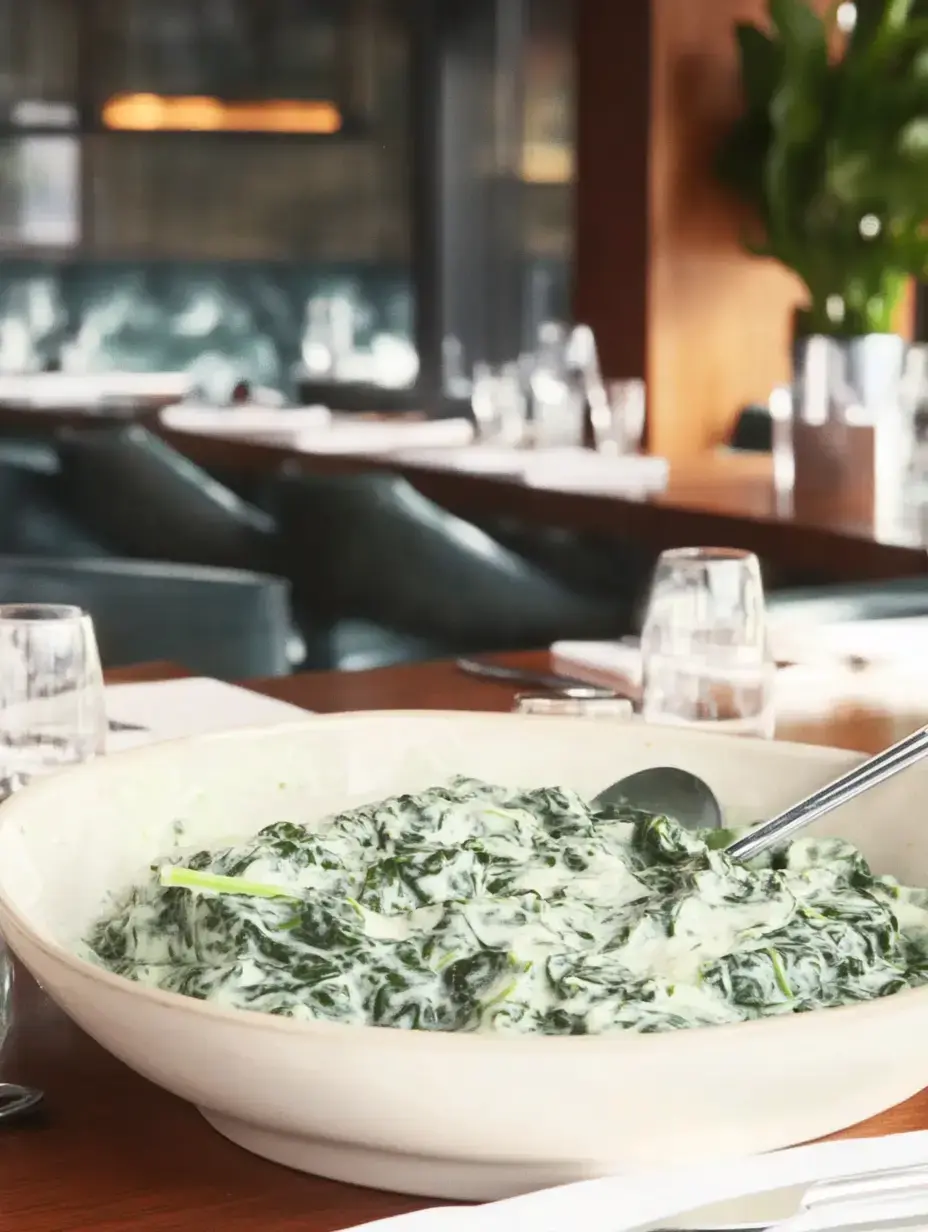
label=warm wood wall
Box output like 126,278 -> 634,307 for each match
574,0 -> 809,461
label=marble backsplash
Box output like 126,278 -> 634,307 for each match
0,258 -> 415,399
0,256 -> 570,400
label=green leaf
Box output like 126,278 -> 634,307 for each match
735,23 -> 785,108
769,0 -> 828,50
159,865 -> 296,899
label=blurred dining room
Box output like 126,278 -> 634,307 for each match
6,1 -> 928,1231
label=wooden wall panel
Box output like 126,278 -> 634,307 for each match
573,0 -> 650,384
648,0 -> 807,458
575,0 -> 831,461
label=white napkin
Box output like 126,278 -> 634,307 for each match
343,1131 -> 928,1232
551,640 -> 643,686
105,677 -> 309,753
160,404 -> 332,438
387,446 -> 526,476
768,616 -> 928,668
0,372 -> 191,407
520,449 -> 669,493
296,417 -> 475,455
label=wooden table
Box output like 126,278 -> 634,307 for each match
155,426 -> 928,583
4,653 -> 928,1231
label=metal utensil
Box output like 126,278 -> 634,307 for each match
727,724 -> 928,863
456,657 -> 621,700
592,766 -> 723,829
0,1082 -> 43,1122
107,719 -> 149,733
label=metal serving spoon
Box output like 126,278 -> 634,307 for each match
592,767 -> 723,830
593,724 -> 928,860
726,723 -> 928,863
0,1083 -> 43,1123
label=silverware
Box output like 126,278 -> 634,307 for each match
107,719 -> 149,733
456,657 -> 622,700
727,724 -> 928,863
592,766 -> 723,829
0,1082 -> 43,1122
646,1162 -> 928,1232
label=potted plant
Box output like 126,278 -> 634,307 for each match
717,0 -> 928,351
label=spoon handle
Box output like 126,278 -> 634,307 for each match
725,725 -> 928,863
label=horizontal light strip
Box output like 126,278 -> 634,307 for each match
102,94 -> 342,134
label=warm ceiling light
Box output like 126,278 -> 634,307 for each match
102,94 -> 342,134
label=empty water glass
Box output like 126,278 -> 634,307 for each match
513,694 -> 634,719
640,548 -> 775,738
471,362 -> 526,445
0,604 -> 106,799
590,379 -> 647,455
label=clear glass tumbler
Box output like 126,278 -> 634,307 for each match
590,378 -> 647,455
513,694 -> 634,720
471,361 -> 527,446
640,548 -> 775,739
0,604 -> 107,797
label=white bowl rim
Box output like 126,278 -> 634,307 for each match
2,707 -> 921,1057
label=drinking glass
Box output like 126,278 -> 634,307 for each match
471,361 -> 527,445
590,379 -> 647,455
640,548 -> 775,738
513,694 -> 634,719
0,604 -> 106,797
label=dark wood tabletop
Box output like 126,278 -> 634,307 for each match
4,652 -> 928,1231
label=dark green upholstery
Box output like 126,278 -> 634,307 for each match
767,578 -> 928,624
0,455 -> 113,559
0,557 -> 292,678
275,471 -> 632,668
55,425 -> 279,573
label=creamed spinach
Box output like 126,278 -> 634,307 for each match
86,776 -> 928,1034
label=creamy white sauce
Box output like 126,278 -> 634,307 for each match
86,778 -> 928,1036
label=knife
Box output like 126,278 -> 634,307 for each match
455,657 -> 628,700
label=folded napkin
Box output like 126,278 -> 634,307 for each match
520,449 -> 669,493
551,640 -> 643,687
0,372 -> 191,407
344,1131 -> 928,1232
105,677 -> 309,753
160,404 -> 332,438
387,446 -> 526,476
388,447 -> 670,492
296,417 -> 475,455
768,615 -> 928,668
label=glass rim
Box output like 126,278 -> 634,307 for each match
0,603 -> 86,624
657,547 -> 759,566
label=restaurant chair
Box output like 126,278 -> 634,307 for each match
0,453 -> 113,559
54,425 -> 280,574
767,577 -> 928,624
274,470 -> 630,669
0,557 -> 293,678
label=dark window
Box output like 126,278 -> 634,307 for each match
0,0 -> 574,405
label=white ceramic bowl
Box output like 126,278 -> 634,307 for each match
0,712 -> 926,1201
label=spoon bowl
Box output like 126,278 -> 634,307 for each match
592,766 -> 723,830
